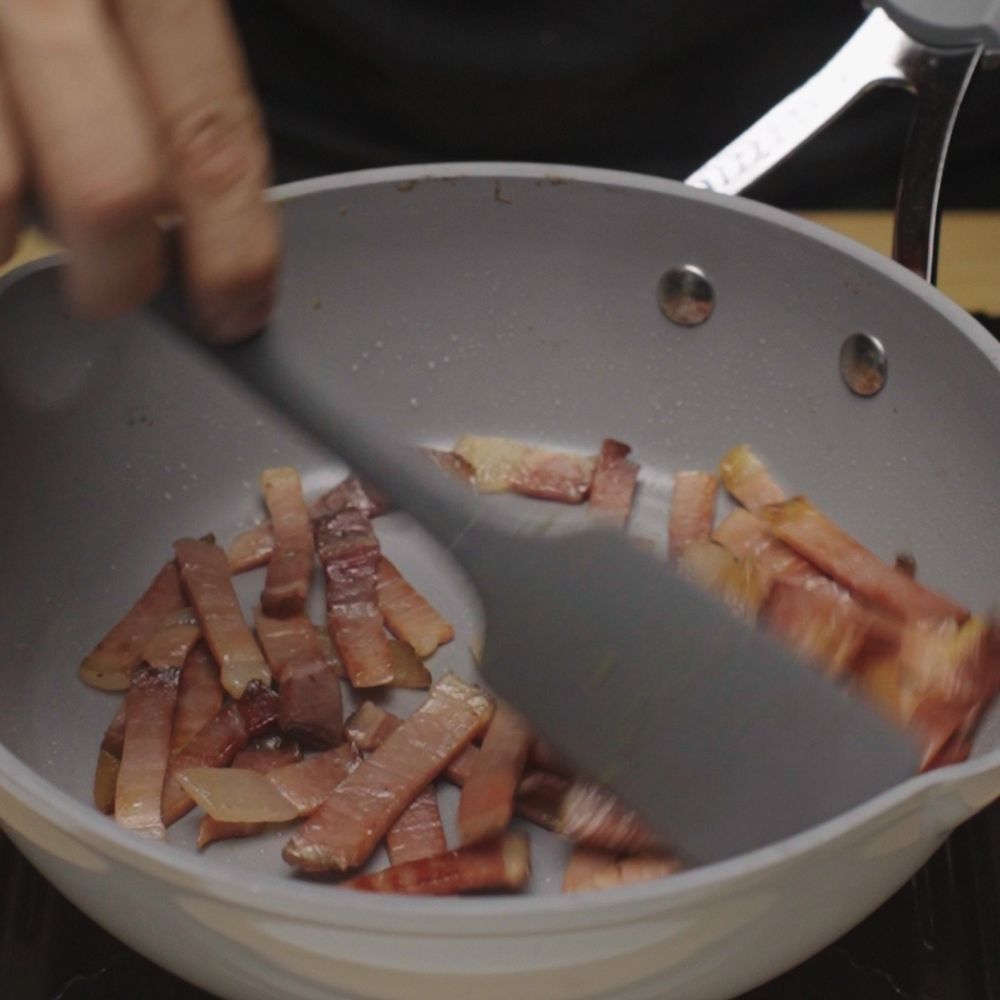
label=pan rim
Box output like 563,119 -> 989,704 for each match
1,735 -> 994,924
1,160 -> 998,928
276,161 -> 1000,370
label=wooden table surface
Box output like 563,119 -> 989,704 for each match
801,211 -> 999,315
4,210 -> 997,313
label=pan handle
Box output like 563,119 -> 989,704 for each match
686,6 -> 986,284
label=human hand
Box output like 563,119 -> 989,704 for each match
0,0 -> 279,341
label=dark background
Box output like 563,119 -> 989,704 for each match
230,0 -> 1000,209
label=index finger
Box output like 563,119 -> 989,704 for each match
0,0 -> 167,316
115,0 -> 280,341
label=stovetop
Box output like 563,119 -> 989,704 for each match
3,320 -> 998,1000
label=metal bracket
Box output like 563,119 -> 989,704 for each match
686,9 -> 984,284
891,40 -> 981,281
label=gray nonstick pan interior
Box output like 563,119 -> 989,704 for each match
1,166 -> 998,895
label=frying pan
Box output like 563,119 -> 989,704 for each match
2,18 -> 1000,1000
1,160 -> 998,1000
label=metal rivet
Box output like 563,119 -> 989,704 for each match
657,265 -> 715,326
839,332 -> 888,397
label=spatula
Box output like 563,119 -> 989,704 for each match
166,322 -> 919,866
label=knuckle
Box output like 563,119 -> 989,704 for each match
167,96 -> 268,194
62,166 -> 162,232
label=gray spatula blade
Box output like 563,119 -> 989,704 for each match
466,528 -> 920,864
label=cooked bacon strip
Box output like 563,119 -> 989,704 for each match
385,787 -> 448,865
283,674 -> 492,872
93,750 -> 120,816
452,435 -> 532,493
227,523 -> 276,574
713,508 -> 771,559
231,741 -> 303,772
170,643 -> 224,753
93,703 -> 127,814
509,449 -> 595,503
344,701 -> 478,786
561,845 -> 615,893
315,511 -> 393,687
511,772 -> 563,830
761,497 -> 968,622
313,625 -> 346,678
347,832 -> 529,896
161,682 -> 278,826
255,610 -> 344,746
558,781 -> 662,854
236,679 -> 281,737
517,772 -> 661,854
562,847 -> 681,893
422,447 -> 475,485
714,508 -> 816,587
338,707 -> 447,864
308,476 -> 391,521
141,607 -> 200,669
175,537 -> 271,697
458,704 -> 533,845
528,738 -> 572,776
386,640 -> 432,689
454,435 -> 595,501
912,703 -> 977,770
588,439 -> 639,529
446,744 -> 480,786
255,610 -> 328,684
920,619 -> 1000,723
714,509 -> 903,652
197,743 -> 301,849
268,744 -> 360,814
178,767 -> 301,823
719,444 -> 786,513
194,745 -> 359,848
79,560 -> 186,691
227,476 -> 391,574
260,467 -> 314,618
764,580 -> 870,678
115,663 -> 182,839
668,470 -> 719,559
317,701 -> 638,849
345,701 -> 401,751
678,541 -> 769,621
376,558 -> 455,658
924,736 -> 974,770
101,702 -> 127,757
445,744 -> 659,853
279,660 -> 344,746
858,617 -> 1000,768
162,705 -> 247,826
